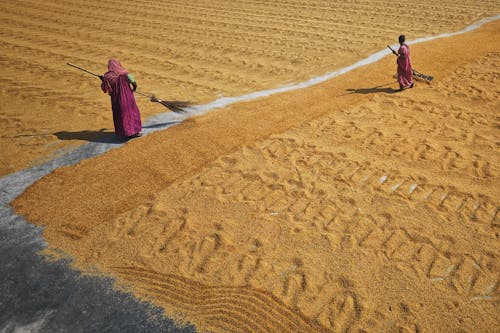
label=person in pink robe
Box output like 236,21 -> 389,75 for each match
393,35 -> 414,91
100,58 -> 142,138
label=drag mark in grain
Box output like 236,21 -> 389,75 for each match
112,266 -> 326,333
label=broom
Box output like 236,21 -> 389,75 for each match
67,62 -> 190,113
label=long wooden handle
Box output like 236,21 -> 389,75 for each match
67,62 -> 101,77
133,91 -> 151,98
67,64 -> 159,100
387,45 -> 397,55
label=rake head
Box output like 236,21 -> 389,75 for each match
150,95 -> 190,113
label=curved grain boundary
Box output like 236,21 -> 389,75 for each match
113,266 -> 327,333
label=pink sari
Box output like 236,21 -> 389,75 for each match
101,59 -> 142,137
397,44 -> 413,88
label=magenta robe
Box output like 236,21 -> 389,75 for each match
102,74 -> 142,137
397,44 -> 413,88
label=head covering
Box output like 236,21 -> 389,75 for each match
102,58 -> 128,93
105,58 -> 128,81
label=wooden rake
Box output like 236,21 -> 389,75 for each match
67,62 -> 190,113
133,91 -> 190,113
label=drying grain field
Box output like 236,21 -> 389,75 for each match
2,1 -> 500,332
1,0 -> 499,175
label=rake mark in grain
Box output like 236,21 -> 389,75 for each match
59,224 -> 89,240
127,278 -> 279,332
113,266 -> 326,333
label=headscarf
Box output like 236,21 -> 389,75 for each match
102,58 -> 128,93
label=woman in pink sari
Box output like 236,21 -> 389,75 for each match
392,35 -> 414,91
100,58 -> 142,138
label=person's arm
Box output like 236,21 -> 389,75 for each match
127,73 -> 137,92
101,79 -> 109,93
100,74 -> 111,93
398,46 -> 407,60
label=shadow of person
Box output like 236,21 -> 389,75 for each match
346,87 -> 399,94
54,129 -> 122,144
341,81 -> 400,96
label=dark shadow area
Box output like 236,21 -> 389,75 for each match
346,87 -> 399,95
54,129 -> 123,144
341,81 -> 400,96
0,212 -> 196,333
142,121 -> 182,129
